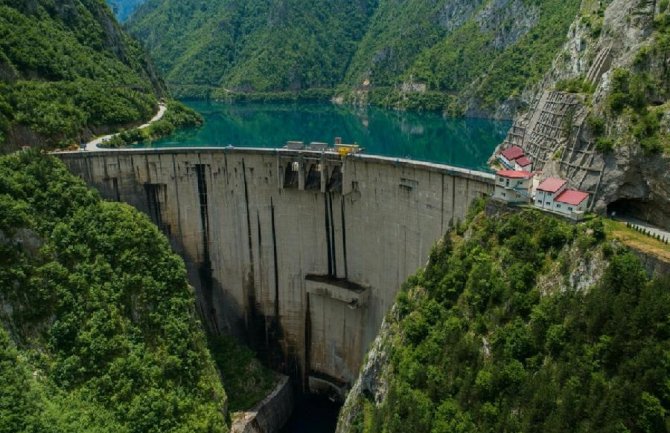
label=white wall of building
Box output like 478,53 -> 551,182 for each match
553,199 -> 588,218
494,176 -> 532,204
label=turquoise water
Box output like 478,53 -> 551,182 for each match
136,101 -> 510,171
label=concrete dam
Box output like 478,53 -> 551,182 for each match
59,147 -> 494,396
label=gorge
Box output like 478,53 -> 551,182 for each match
3,0 -> 670,432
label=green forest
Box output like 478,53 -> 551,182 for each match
103,100 -> 203,147
127,0 -> 580,114
0,0 -> 165,151
128,0 -> 376,99
0,151 -> 229,432
346,206 -> 670,433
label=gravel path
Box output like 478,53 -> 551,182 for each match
85,103 -> 167,151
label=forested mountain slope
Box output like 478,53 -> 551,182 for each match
128,0 -> 377,99
342,0 -> 580,117
337,206 -> 670,433
0,0 -> 165,151
127,0 -> 580,117
0,151 -> 229,433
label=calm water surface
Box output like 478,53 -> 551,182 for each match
136,101 -> 510,171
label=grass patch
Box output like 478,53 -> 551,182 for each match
603,219 -> 670,262
208,336 -> 278,412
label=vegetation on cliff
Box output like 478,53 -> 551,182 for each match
128,0 -> 376,98
104,100 -> 203,148
0,151 -> 228,433
0,0 -> 165,151
127,0 -> 579,115
209,336 -> 278,412
344,206 -> 670,433
352,0 -> 581,114
594,0 -> 670,155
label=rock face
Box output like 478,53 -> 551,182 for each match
335,311 -> 394,433
496,0 -> 670,229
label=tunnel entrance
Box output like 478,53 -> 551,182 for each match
607,197 -> 650,219
607,197 -> 670,231
280,394 -> 341,433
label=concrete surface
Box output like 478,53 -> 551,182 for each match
231,375 -> 293,433
57,147 -> 494,391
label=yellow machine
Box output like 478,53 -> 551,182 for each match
335,144 -> 361,156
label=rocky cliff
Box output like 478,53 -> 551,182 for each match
496,0 -> 670,229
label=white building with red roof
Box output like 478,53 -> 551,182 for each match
535,177 -> 567,210
498,146 -> 525,168
553,189 -> 590,219
533,177 -> 590,220
494,170 -> 534,204
514,156 -> 533,172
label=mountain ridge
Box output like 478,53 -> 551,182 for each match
0,0 -> 165,151
126,0 -> 580,118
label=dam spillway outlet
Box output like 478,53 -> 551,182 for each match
280,394 -> 341,433
58,147 -> 493,394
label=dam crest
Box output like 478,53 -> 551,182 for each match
58,147 -> 494,395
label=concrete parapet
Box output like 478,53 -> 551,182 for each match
231,375 -> 294,433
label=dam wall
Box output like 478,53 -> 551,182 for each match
58,148 -> 494,392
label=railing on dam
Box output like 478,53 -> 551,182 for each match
56,146 -> 494,395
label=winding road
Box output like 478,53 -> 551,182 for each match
85,103 -> 167,151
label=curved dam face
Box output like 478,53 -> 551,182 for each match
58,148 -> 494,393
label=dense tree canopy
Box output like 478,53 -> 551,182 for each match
347,208 -> 670,433
0,0 -> 165,150
0,151 -> 228,433
128,0 -> 580,114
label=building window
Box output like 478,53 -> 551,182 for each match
557,204 -> 561,208
568,207 -> 574,211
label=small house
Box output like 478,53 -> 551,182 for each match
514,156 -> 532,172
498,146 -> 525,168
493,170 -> 534,204
553,189 -> 590,220
535,177 -> 567,210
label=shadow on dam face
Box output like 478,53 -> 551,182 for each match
57,148 -> 494,404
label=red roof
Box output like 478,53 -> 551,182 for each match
555,189 -> 589,206
501,146 -> 525,161
537,177 -> 567,193
516,156 -> 532,167
496,169 -> 534,179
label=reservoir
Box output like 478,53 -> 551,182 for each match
136,101 -> 510,171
